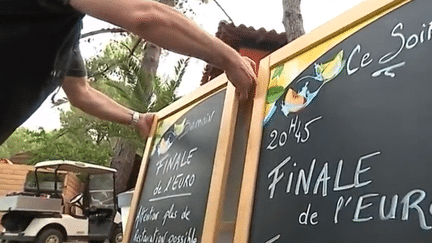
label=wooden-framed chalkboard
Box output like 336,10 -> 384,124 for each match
235,0 -> 432,242
124,74 -> 239,243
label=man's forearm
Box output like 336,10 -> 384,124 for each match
69,0 -> 256,100
63,76 -> 155,138
63,76 -> 133,125
131,3 -> 238,71
69,0 -> 238,71
78,87 -> 133,125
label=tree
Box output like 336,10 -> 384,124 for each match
101,0 -> 206,193
0,128 -> 38,159
282,0 -> 305,42
0,124 -> 113,165
27,124 -> 114,165
85,36 -> 189,192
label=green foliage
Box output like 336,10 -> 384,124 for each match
0,126 -> 113,166
27,126 -> 113,166
0,128 -> 38,159
168,0 -> 208,16
149,58 -> 190,112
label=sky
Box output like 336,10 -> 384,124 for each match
21,0 -> 365,130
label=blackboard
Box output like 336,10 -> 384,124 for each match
124,76 -> 239,243
235,0 -> 432,242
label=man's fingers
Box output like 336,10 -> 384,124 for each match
251,61 -> 257,74
243,56 -> 257,74
236,89 -> 243,101
225,55 -> 259,101
249,77 -> 257,99
237,88 -> 249,101
137,113 -> 155,139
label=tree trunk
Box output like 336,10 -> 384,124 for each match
140,42 -> 162,99
282,0 -> 305,43
110,138 -> 137,193
110,0 -> 174,193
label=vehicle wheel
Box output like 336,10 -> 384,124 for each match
35,228 -> 64,243
110,226 -> 123,243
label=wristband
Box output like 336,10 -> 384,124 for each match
130,111 -> 141,129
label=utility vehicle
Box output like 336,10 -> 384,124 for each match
0,160 -> 122,243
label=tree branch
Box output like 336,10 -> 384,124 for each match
88,64 -> 112,79
128,39 -> 144,58
213,0 -> 234,24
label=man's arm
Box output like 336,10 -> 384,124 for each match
62,76 -> 154,138
68,0 -> 256,100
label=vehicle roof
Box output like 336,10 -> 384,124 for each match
34,160 -> 117,174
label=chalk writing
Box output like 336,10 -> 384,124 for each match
188,111 -> 215,131
267,151 -> 380,199
134,205 -> 197,242
371,62 -> 406,78
152,147 -> 198,198
334,196 -> 353,224
266,116 -> 322,150
133,227 -> 167,243
265,235 -> 280,243
153,173 -> 196,197
347,22 -> 432,79
162,204 -> 178,226
177,111 -> 216,140
133,227 -> 197,243
181,206 -> 191,221
266,151 -> 432,230
155,148 -> 198,175
379,22 -> 432,63
135,206 -> 160,227
332,189 -> 432,230
299,203 -> 319,225
149,193 -> 192,202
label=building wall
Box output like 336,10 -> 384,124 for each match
0,163 -> 33,197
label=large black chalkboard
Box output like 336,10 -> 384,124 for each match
130,90 -> 226,243
250,0 -> 432,242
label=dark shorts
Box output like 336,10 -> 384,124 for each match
66,47 -> 87,77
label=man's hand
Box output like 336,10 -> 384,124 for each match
225,56 -> 257,101
135,113 -> 155,140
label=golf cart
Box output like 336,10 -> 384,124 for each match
0,160 -> 122,243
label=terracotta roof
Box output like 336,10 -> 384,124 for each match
201,21 -> 288,85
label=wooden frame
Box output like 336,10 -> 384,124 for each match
124,74 -> 239,243
233,0 -> 414,242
